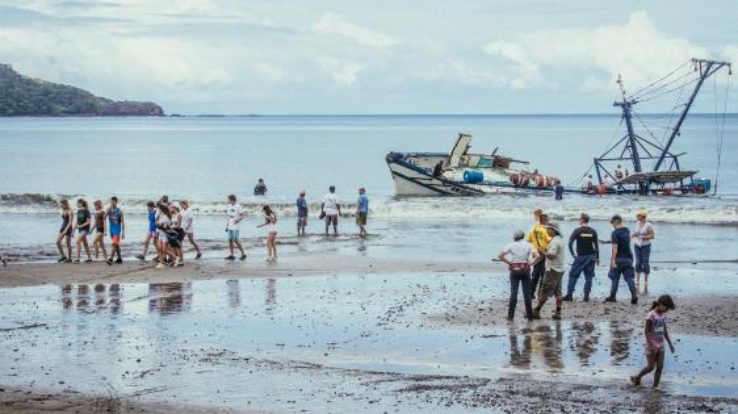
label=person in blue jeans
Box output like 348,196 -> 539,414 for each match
632,211 -> 655,290
498,230 -> 539,321
563,213 -> 599,302
603,214 -> 637,304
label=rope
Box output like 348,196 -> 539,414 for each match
628,59 -> 691,100
631,69 -> 695,102
714,74 -> 730,195
636,74 -> 702,103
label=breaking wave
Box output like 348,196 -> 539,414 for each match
1,192 -> 736,225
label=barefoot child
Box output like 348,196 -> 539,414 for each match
180,200 -> 202,259
74,199 -> 92,263
137,201 -> 158,261
56,200 -> 73,263
257,205 -> 278,262
106,197 -> 125,265
630,295 -> 676,388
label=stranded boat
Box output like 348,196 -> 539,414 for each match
386,133 -> 561,196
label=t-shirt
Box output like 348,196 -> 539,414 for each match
527,224 -> 551,251
76,209 -> 90,228
148,210 -> 157,232
296,197 -> 308,218
357,194 -> 369,213
646,309 -> 667,351
323,193 -> 339,216
611,227 -> 633,260
569,226 -> 599,259
503,240 -> 532,264
226,203 -> 242,230
634,221 -> 654,247
545,235 -> 565,272
181,209 -> 194,233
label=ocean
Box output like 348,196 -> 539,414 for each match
0,114 -> 737,259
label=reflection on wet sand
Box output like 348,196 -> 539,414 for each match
513,322 -> 564,371
609,321 -> 633,365
148,283 -> 193,314
227,280 -> 241,308
508,325 -> 531,369
265,278 -> 277,310
61,283 -> 122,313
569,322 -> 599,366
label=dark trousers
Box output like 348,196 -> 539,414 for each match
567,255 -> 596,296
509,269 -> 534,319
608,258 -> 636,300
530,258 -> 546,297
634,244 -> 651,274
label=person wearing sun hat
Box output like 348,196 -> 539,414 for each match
533,221 -> 566,320
632,210 -> 655,290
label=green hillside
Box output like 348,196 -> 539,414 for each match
0,64 -> 164,116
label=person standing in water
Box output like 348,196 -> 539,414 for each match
564,213 -> 599,302
105,197 -> 125,265
180,200 -> 201,259
74,199 -> 92,263
92,200 -> 108,261
56,200 -> 73,263
321,185 -> 341,236
356,187 -> 369,238
498,229 -> 538,321
633,210 -> 655,290
296,190 -> 308,237
554,182 -> 564,201
254,178 -> 268,196
603,214 -> 637,304
630,295 -> 676,389
225,194 -> 247,261
137,201 -> 158,261
533,222 -> 565,320
257,205 -> 278,262
527,209 -> 550,299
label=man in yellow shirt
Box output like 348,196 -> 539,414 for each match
528,209 -> 551,299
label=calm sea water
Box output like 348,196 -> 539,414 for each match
1,115 -> 737,256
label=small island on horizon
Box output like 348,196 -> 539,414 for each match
0,63 -> 164,117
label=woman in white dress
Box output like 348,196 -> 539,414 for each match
258,205 -> 278,262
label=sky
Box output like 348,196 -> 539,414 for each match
0,0 -> 736,114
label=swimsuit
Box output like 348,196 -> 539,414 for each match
60,211 -> 72,236
94,211 -> 105,233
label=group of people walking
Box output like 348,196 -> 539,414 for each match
54,186 -> 370,266
498,208 -> 656,321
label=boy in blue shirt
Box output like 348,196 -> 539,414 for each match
356,187 -> 369,238
106,197 -> 125,265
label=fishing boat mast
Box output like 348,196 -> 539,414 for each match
594,58 -> 732,194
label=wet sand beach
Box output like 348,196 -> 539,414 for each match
2,253 -> 738,413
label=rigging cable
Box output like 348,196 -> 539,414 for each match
635,74 -> 702,104
713,72 -> 730,195
627,60 -> 691,100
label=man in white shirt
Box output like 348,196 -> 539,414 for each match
534,222 -> 566,320
321,185 -> 341,236
180,200 -> 201,259
225,194 -> 246,261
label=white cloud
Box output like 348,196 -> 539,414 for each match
484,11 -> 707,91
318,57 -> 364,86
314,12 -> 398,48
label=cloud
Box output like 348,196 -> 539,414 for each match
314,12 -> 398,48
483,11 -> 707,91
318,58 -> 364,86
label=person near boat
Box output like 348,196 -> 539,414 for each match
633,210 -> 655,290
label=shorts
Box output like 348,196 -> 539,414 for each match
227,230 -> 240,241
159,231 -> 168,243
539,269 -> 564,298
356,212 -> 367,226
110,235 -> 121,244
148,230 -> 158,238
78,228 -> 89,236
297,216 -> 308,226
325,214 -> 338,225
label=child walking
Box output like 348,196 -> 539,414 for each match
630,295 -> 676,388
257,205 -> 278,262
92,200 -> 108,261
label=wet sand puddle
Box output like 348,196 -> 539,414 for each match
1,273 -> 737,412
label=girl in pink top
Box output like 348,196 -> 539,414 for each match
630,295 -> 676,388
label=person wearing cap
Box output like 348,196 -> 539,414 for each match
564,213 -> 599,302
498,229 -> 539,321
356,187 -> 369,238
527,209 -> 551,299
603,214 -> 637,304
533,221 -> 565,320
632,210 -> 655,290
296,190 -> 308,237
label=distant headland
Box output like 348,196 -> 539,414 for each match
0,63 -> 164,116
